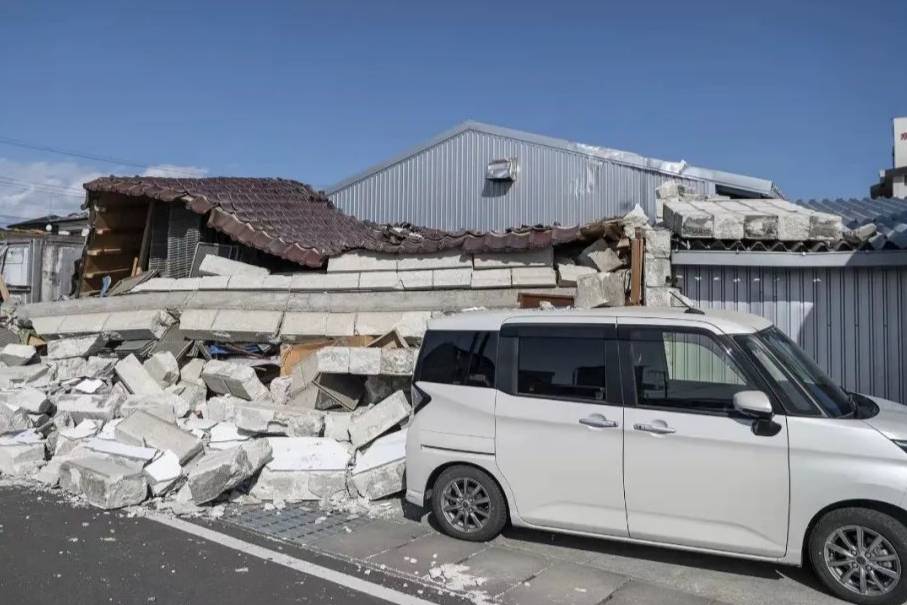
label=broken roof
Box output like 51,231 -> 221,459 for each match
84,176 -> 618,267
794,198 -> 907,249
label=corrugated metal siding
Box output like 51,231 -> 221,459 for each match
676,264 -> 907,402
330,130 -> 709,231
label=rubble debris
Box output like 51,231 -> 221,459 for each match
199,255 -> 270,278
208,422 -> 250,450
119,392 -> 190,422
115,355 -> 164,396
351,428 -> 407,500
251,437 -> 352,502
0,431 -> 46,475
115,411 -> 203,464
323,412 -> 352,442
46,334 -> 107,359
576,240 -> 625,273
74,378 -> 106,394
59,455 -> 148,510
201,360 -> 269,401
187,440 -> 273,504
1,343 -> 37,366
143,352 -> 180,388
53,392 -> 122,423
0,364 -> 53,389
0,386 -> 50,413
574,271 -> 627,309
348,391 -> 411,449
314,374 -> 364,411
82,437 -> 157,464
379,348 -> 417,376
556,263 -> 596,287
143,451 -> 182,496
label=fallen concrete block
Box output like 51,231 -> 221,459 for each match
473,247 -> 553,269
355,311 -> 431,339
82,437 -> 157,464
348,391 -> 411,449
0,344 -> 36,366
199,255 -> 269,278
250,437 -> 352,502
170,382 -> 207,411
143,352 -> 179,388
201,360 -> 269,401
119,392 -> 190,422
234,401 -> 278,434
35,457 -> 66,487
143,450 -> 182,496
102,310 -> 175,340
323,412 -> 351,442
645,286 -> 682,308
74,379 -> 106,394
115,355 -> 164,396
59,455 -> 147,509
510,267 -> 557,287
208,422 -> 250,450
645,229 -> 672,259
349,347 -> 381,376
470,268 -> 511,289
179,358 -> 206,387
205,395 -> 245,423
269,376 -> 292,406
0,364 -> 53,389
574,271 -> 627,309
0,403 -> 34,433
53,356 -> 116,381
351,429 -> 407,500
55,419 -> 102,456
115,410 -> 203,465
53,392 -> 122,424
293,347 -> 350,387
576,240 -> 624,272
556,263 -> 596,287
0,431 -> 45,475
644,256 -> 672,288
0,387 -> 50,414
286,383 -> 336,411
380,348 -> 417,376
209,310 -> 282,343
187,441 -> 272,504
46,334 -> 107,360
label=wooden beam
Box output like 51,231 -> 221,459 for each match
136,201 -> 155,274
629,229 -> 644,305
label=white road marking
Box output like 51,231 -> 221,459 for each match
146,512 -> 441,605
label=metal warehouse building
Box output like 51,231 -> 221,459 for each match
327,121 -> 781,231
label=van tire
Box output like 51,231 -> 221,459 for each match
431,465 -> 507,542
808,507 -> 907,605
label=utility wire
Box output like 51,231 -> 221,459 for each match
0,177 -> 85,198
0,133 -> 202,177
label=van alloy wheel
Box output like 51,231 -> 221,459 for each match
440,477 -> 491,533
824,525 -> 902,596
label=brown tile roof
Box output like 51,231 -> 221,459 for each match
84,176 -> 619,267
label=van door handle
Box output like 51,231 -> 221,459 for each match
634,423 -> 676,435
579,414 -> 618,429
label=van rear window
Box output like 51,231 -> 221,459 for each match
416,330 -> 497,388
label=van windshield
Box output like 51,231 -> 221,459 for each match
736,327 -> 854,418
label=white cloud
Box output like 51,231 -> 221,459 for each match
0,159 -> 208,225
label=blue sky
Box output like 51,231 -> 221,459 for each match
0,0 -> 904,222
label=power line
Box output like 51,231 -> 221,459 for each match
0,177 -> 85,198
0,133 -> 203,177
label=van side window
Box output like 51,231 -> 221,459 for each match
517,336 -> 606,401
416,330 -> 497,387
626,328 -> 753,414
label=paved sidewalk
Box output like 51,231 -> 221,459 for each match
218,502 -> 848,605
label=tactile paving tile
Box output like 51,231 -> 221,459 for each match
222,502 -> 374,544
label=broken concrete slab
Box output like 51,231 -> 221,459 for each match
380,348 -> 417,376
323,412 -> 351,442
59,455 -> 147,509
577,240 -> 625,273
115,410 -> 203,465
473,248 -> 553,269
54,419 -> 102,457
170,382 -> 207,411
52,356 -> 116,381
74,378 -> 106,394
0,387 -> 50,414
209,310 -> 283,343
250,437 -> 352,502
143,352 -> 180,387
0,364 -> 53,389
293,347 -> 350,387
82,437 -> 157,464
644,256 -> 673,288
187,440 -> 272,504
102,309 -> 175,340
0,404 -> 32,434
179,358 -> 206,386
119,392 -> 190,422
351,429 -> 407,500
201,360 -> 269,401
204,395 -> 245,423
354,311 -> 432,339
53,393 -> 121,423
348,391 -> 411,449
0,344 -> 36,366
574,271 -> 627,309
645,286 -> 682,308
556,263 -> 596,287
143,450 -> 182,496
46,334 -> 107,360
115,355 -> 164,396
645,229 -> 672,259
199,255 -> 270,278
286,383 -> 336,411
268,376 -> 292,406
207,422 -> 250,450
315,374 -> 364,411
0,431 -> 45,475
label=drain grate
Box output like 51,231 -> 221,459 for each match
223,503 -> 374,544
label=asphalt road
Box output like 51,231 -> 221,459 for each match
0,486 -> 399,605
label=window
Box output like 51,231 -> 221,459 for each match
416,330 -> 497,388
517,336 -> 606,401
627,328 -> 753,413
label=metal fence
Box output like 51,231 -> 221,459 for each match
675,261 -> 907,402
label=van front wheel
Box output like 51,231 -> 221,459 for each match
809,507 -> 907,605
431,465 -> 507,542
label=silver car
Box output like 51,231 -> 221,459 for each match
406,308 -> 907,605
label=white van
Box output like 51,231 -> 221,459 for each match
405,307 -> 907,605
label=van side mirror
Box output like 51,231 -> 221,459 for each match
733,391 -> 773,419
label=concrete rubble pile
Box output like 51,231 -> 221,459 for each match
0,322 -> 415,512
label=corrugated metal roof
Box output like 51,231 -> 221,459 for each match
794,198 -> 907,249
